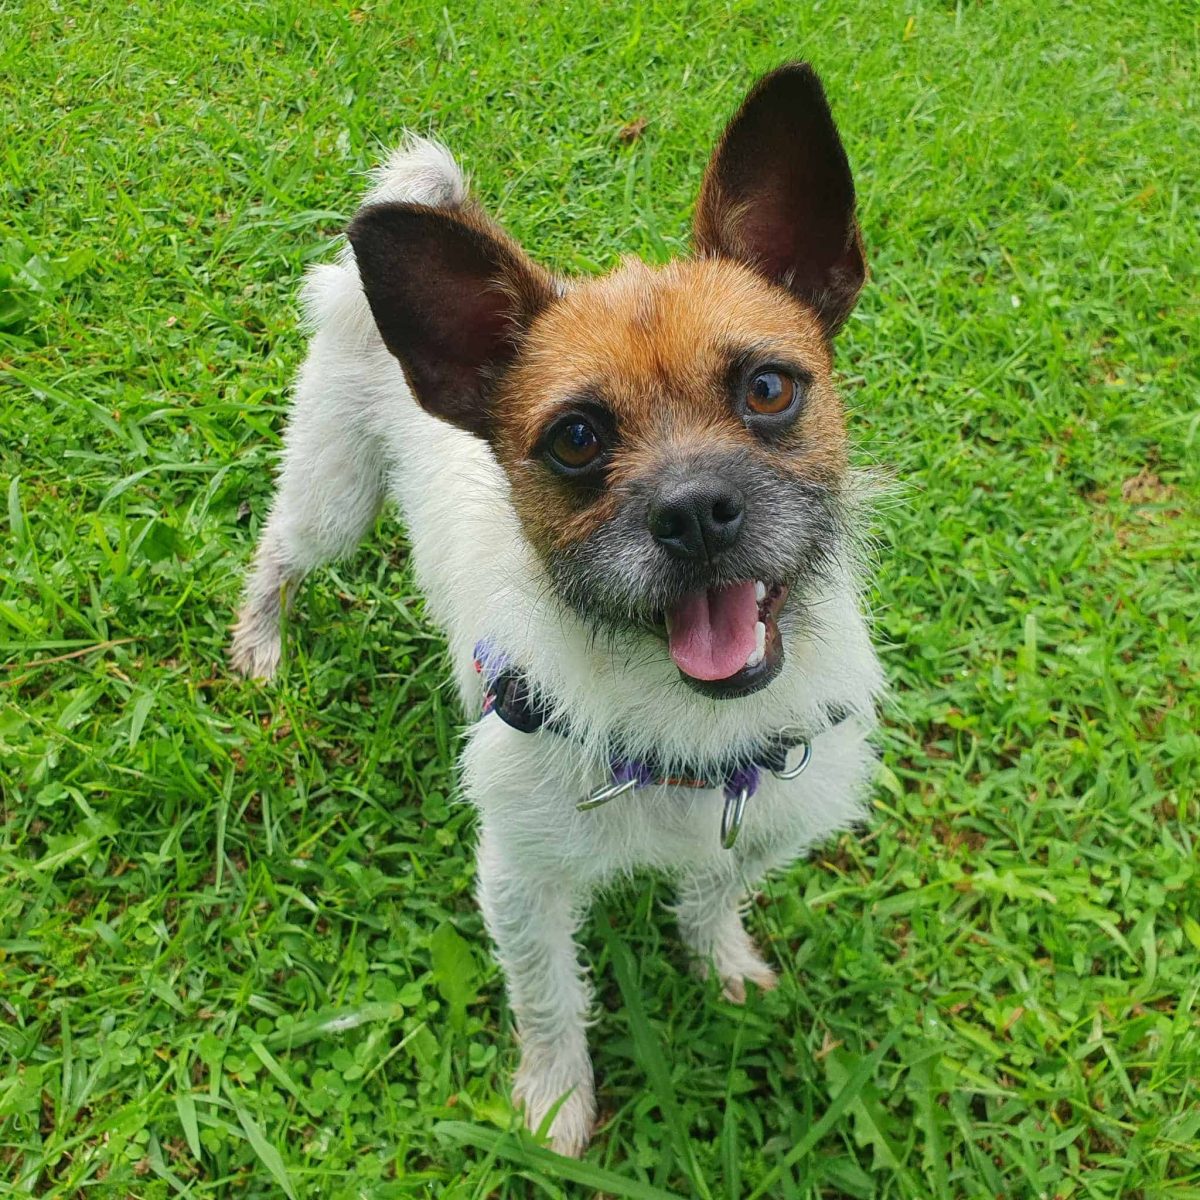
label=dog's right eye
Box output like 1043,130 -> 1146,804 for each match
545,419 -> 604,474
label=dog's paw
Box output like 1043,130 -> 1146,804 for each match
229,608 -> 282,680
715,954 -> 778,1004
513,1058 -> 596,1158
696,938 -> 778,1004
681,909 -> 779,1003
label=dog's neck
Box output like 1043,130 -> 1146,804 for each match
454,534 -> 881,771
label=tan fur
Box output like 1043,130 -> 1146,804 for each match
491,256 -> 848,552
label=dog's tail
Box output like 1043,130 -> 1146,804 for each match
303,136 -> 467,334
362,135 -> 467,210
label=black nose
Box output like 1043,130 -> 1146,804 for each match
648,476 -> 745,562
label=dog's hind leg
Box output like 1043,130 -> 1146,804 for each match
230,137 -> 467,680
231,136 -> 468,680
230,385 -> 385,679
672,862 -> 779,1003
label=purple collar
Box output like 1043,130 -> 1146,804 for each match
474,639 -> 821,849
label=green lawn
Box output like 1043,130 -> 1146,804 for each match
2,1 -> 1198,1196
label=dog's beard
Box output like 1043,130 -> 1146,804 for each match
542,476 -> 848,672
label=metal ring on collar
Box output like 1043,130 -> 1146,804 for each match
576,776 -> 639,812
720,786 -> 750,850
772,737 -> 812,780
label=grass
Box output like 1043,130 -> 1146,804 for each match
1,0 -> 1197,1195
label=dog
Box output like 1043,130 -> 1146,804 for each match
230,62 -> 883,1156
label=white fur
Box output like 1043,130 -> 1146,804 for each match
231,137 -> 884,1157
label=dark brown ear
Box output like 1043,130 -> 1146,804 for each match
347,205 -> 556,438
694,63 -> 866,337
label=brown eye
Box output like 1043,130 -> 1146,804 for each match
547,419 -> 602,472
746,370 -> 795,415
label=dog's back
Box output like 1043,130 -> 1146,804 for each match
231,137 -> 504,689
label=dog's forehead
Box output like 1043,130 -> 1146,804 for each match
514,257 -> 831,424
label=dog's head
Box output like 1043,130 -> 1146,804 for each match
349,64 -> 865,699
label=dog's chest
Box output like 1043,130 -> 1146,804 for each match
461,715 -> 876,882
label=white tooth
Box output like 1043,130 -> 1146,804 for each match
745,620 -> 767,669
754,580 -> 766,603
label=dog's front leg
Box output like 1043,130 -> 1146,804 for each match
476,829 -> 596,1157
673,856 -> 779,1004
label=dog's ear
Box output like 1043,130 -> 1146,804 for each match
347,205 -> 556,439
693,63 -> 865,337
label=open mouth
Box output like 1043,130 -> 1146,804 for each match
661,580 -> 789,699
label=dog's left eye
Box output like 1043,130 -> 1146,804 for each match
546,419 -> 603,473
746,370 -> 796,415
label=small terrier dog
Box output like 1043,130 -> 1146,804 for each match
232,63 -> 883,1156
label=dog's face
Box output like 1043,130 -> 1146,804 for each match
491,258 -> 851,698
350,64 -> 866,698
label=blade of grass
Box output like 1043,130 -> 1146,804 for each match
174,1090 -> 202,1162
745,1028 -> 902,1200
229,1095 -> 297,1200
435,1121 -> 686,1200
599,915 -> 712,1200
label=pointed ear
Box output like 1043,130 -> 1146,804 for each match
693,63 -> 866,337
346,205 -> 556,438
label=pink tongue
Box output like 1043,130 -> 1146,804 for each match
665,581 -> 759,681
